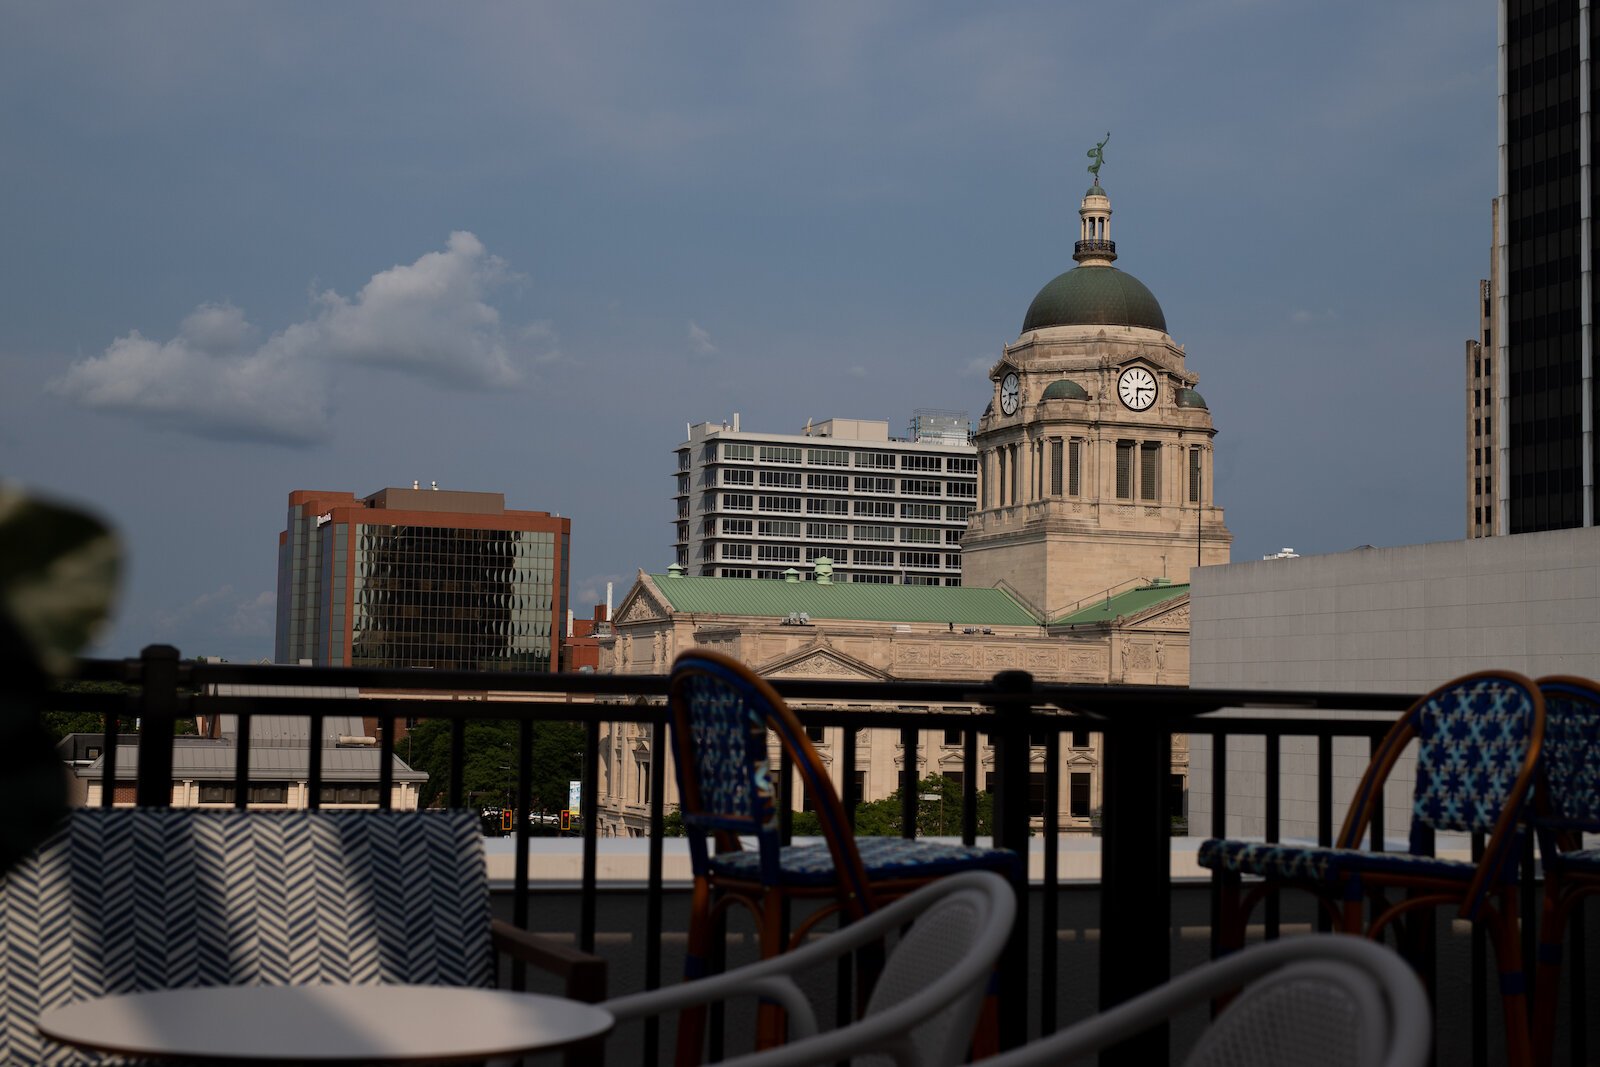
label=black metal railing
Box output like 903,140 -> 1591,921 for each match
51,647 -> 1582,1065
1073,238 -> 1116,258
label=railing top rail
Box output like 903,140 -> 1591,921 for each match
72,655 -> 1417,724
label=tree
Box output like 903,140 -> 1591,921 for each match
41,679 -> 197,741
401,718 -> 584,813
789,774 -> 993,838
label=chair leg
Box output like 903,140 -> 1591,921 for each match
1485,891 -> 1534,1067
1533,885 -> 1572,1067
754,891 -> 788,1050
674,878 -> 713,1067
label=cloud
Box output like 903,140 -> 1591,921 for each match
50,304 -> 330,445
51,232 -> 523,444
312,231 -> 518,387
963,355 -> 995,377
847,365 -> 868,379
1290,308 -> 1338,325
687,320 -> 718,357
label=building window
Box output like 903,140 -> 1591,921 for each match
806,473 -> 849,491
901,454 -> 942,471
851,572 -> 895,583
1071,729 -> 1090,748
945,481 -> 976,498
855,476 -> 896,494
1140,442 -> 1159,500
943,729 -> 962,746
856,451 -> 895,469
901,478 -> 942,497
948,456 -> 978,474
723,518 -> 752,535
807,522 -> 848,539
902,502 -> 941,520
1070,773 -> 1092,818
807,448 -> 849,466
805,724 -> 825,743
757,519 -> 801,537
900,551 -> 942,568
757,545 -> 802,563
758,495 -> 801,513
1068,439 -> 1082,496
722,468 -> 754,486
1050,439 -> 1064,495
854,548 -> 895,565
854,525 -> 895,542
900,527 -> 939,544
721,544 -> 752,560
760,470 -> 802,488
1116,441 -> 1134,499
725,493 -> 753,511
946,504 -> 972,521
807,497 -> 849,515
760,445 -> 802,464
1188,447 -> 1201,503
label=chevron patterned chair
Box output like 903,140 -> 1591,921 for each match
1526,676 -> 1600,1067
1196,669 -> 1545,1067
0,807 -> 603,1066
667,648 -> 1018,1065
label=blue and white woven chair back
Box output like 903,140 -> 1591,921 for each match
1535,678 -> 1600,832
670,655 -> 779,842
1411,673 -> 1541,836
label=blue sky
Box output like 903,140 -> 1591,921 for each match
1,2 -> 1494,661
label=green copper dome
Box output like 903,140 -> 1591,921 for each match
1085,183 -> 1107,199
1022,266 -> 1167,334
1040,379 -> 1089,401
1175,387 -> 1208,409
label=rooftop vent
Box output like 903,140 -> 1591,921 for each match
666,563 -> 685,578
783,568 -> 801,583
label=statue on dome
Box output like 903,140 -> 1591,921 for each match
1087,132 -> 1110,181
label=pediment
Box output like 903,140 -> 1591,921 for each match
614,572 -> 672,628
1120,594 -> 1191,633
759,641 -> 892,682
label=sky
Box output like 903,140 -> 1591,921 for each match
0,2 -> 1495,662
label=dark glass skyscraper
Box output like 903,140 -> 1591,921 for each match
1502,0 -> 1594,531
275,487 -> 570,671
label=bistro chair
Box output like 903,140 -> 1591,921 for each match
977,934 -> 1429,1067
1195,669 -> 1544,1067
1527,675 -> 1600,1067
667,647 -> 1017,1063
605,870 -> 1015,1067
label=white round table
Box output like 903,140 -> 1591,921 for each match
37,984 -> 614,1064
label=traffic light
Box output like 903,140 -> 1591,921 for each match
560,809 -> 571,832
501,810 -> 513,833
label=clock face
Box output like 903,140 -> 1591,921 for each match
1000,372 -> 1020,415
1117,366 -> 1157,411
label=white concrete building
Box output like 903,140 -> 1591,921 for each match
674,413 -> 977,585
1187,527 -> 1600,841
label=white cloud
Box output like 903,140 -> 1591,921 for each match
50,304 -> 329,445
847,365 -> 868,379
311,231 -> 518,387
52,233 -> 525,444
688,320 -> 718,357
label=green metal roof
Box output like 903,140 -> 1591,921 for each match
1085,183 -> 1107,199
1040,378 -> 1089,401
649,574 -> 1040,626
1175,387 -> 1208,409
1051,582 -> 1189,626
1022,266 -> 1167,334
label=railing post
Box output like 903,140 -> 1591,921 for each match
990,669 -> 1034,1050
136,645 -> 180,808
1098,702 -> 1170,1065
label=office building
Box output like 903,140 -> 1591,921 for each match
674,413 -> 977,585
1467,202 -> 1501,538
1499,0 -> 1593,531
275,486 -> 570,671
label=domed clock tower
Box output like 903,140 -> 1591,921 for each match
963,174 -> 1231,615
